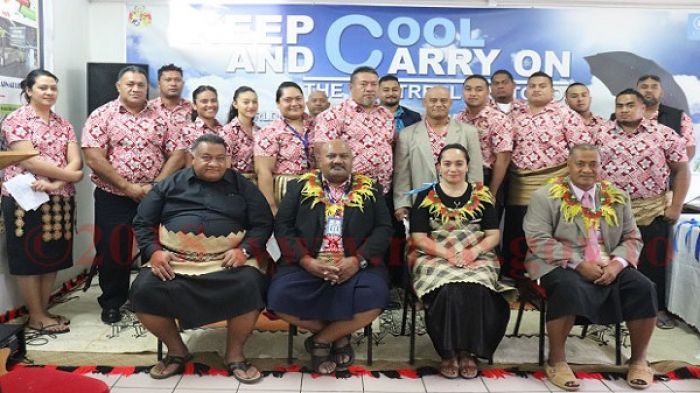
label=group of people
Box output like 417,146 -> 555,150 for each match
0,61 -> 693,390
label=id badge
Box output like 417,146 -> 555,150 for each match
325,217 -> 343,236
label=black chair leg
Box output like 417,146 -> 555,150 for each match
157,339 -> 163,361
400,284 -> 411,335
365,325 -> 373,366
615,323 -> 622,366
287,325 -> 297,364
513,298 -> 526,336
580,324 -> 589,338
409,293 -> 416,364
538,298 -> 546,366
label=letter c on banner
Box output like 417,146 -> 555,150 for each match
326,15 -> 383,73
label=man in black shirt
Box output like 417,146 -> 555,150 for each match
130,134 -> 273,383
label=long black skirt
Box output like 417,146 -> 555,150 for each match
422,282 -> 510,360
267,266 -> 389,321
2,195 -> 74,275
129,266 -> 268,330
541,267 -> 658,325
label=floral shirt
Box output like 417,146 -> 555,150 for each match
489,98 -> 526,114
148,97 -> 193,135
254,114 -> 315,175
595,119 -> 687,199
222,117 -> 258,174
81,99 -> 181,195
647,110 -> 696,148
178,117 -> 223,151
456,106 -> 514,168
510,101 -> 590,170
2,105 -> 77,196
314,99 -> 394,193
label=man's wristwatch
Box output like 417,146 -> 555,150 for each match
357,256 -> 368,270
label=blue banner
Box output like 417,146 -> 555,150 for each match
126,2 -> 700,152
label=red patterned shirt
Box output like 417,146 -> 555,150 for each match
595,119 -> 687,199
456,106 -> 514,169
81,99 -> 181,195
1,105 -> 77,197
647,110 -> 696,147
319,178 -> 351,254
222,117 -> 258,174
254,114 -> 315,175
314,99 -> 394,193
510,101 -> 591,170
149,97 -> 193,135
489,98 -> 526,114
425,120 -> 448,164
178,117 -> 223,151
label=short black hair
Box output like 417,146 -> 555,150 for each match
565,82 -> 588,96
275,81 -> 303,103
437,143 -> 470,164
528,71 -> 553,87
492,69 -> 514,81
378,75 -> 399,85
636,74 -> 661,85
616,88 -> 645,102
191,85 -> 218,121
464,74 -> 489,87
569,143 -> 599,157
350,66 -> 378,83
157,64 -> 183,80
117,65 -> 148,82
191,133 -> 227,152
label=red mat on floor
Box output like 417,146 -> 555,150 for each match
8,363 -> 700,382
0,367 -> 109,393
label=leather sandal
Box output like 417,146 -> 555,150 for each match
545,361 -> 580,391
227,360 -> 262,384
439,358 -> 459,379
304,335 -> 336,374
331,335 -> 355,370
627,362 -> 654,390
458,353 -> 479,379
149,353 -> 193,379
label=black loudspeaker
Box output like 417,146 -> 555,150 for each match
86,62 -> 149,115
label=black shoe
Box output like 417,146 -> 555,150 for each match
101,308 -> 122,324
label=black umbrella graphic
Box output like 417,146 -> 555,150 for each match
584,51 -> 690,114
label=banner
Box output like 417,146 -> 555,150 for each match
0,0 -> 41,120
126,3 -> 700,160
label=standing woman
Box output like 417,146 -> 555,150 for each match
1,69 -> 83,333
409,144 -> 516,379
222,86 -> 259,180
254,82 -> 315,214
179,85 -> 223,165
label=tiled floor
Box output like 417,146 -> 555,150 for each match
83,372 -> 700,393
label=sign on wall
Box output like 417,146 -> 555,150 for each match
126,2 -> 700,156
0,0 -> 41,119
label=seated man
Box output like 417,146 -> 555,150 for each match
523,144 -> 657,391
130,134 -> 273,383
268,140 -> 392,374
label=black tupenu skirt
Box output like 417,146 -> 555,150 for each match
2,195 -> 74,275
267,266 -> 389,321
540,266 -> 658,325
422,282 -> 510,360
129,266 -> 268,330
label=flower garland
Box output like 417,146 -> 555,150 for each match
548,177 -> 626,231
299,171 -> 375,217
419,183 -> 494,224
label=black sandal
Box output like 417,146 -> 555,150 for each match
332,335 -> 355,370
304,335 -> 336,374
227,360 -> 263,384
149,353 -> 193,379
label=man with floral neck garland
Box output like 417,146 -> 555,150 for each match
524,144 -> 657,392
268,140 -> 392,375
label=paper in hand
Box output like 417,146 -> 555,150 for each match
3,173 -> 49,211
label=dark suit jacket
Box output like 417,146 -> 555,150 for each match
398,105 -> 422,129
274,176 -> 393,279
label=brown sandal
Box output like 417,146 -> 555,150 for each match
545,361 -> 580,391
439,359 -> 459,379
458,353 -> 478,379
149,353 -> 193,379
627,362 -> 654,389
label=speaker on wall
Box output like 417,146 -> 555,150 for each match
86,62 -> 148,114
